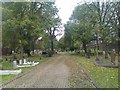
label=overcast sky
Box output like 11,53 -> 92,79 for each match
55,0 -> 113,24
55,0 -> 82,24
55,0 -> 83,40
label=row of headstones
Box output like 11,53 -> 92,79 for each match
12,50 -> 47,56
12,50 -> 42,56
34,50 -> 42,55
13,59 -> 34,68
101,49 -> 116,65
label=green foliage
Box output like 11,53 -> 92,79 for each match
1,74 -> 17,84
47,50 -> 54,57
57,37 -> 65,50
2,61 -> 14,70
64,2 -> 119,55
64,4 -> 95,53
1,54 -> 51,84
2,2 -> 60,56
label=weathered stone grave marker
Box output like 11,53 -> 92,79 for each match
13,60 -> 17,68
23,59 -> 27,64
107,53 -> 111,59
19,60 -> 22,65
102,51 -> 105,61
110,49 -> 116,65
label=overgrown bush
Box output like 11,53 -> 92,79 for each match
47,50 -> 54,57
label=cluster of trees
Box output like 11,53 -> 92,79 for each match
62,1 -> 119,57
2,2 -> 61,59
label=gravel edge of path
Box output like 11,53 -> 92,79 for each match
77,61 -> 100,88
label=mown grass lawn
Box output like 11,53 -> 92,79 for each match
1,75 -> 17,84
75,55 -> 118,88
0,55 -> 51,84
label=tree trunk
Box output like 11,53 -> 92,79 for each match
50,36 -> 54,52
20,45 -> 24,63
104,42 -> 108,59
96,38 -> 99,50
83,42 -> 87,56
26,50 -> 31,57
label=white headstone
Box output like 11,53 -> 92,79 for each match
39,50 -> 42,54
30,62 -> 32,64
23,59 -> 27,64
103,51 -> 105,54
12,51 -> 14,54
19,60 -> 22,65
27,62 -> 30,64
108,53 -> 111,59
13,61 -> 17,68
34,50 -> 37,54
32,61 -> 34,64
102,51 -> 105,60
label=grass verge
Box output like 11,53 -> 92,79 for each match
0,55 -> 50,84
74,55 -> 118,88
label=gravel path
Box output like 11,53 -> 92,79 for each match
2,53 -> 95,88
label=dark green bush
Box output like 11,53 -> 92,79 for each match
47,50 -> 54,57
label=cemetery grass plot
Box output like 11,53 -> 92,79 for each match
75,55 -> 118,88
94,50 -> 118,68
0,55 -> 49,84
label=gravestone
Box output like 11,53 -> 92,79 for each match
94,49 -> 118,68
102,51 -> 105,60
23,59 -> 27,64
32,61 -> 35,64
12,50 -> 14,54
13,60 -> 17,68
110,49 -> 116,65
19,60 -> 22,65
34,50 -> 38,55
